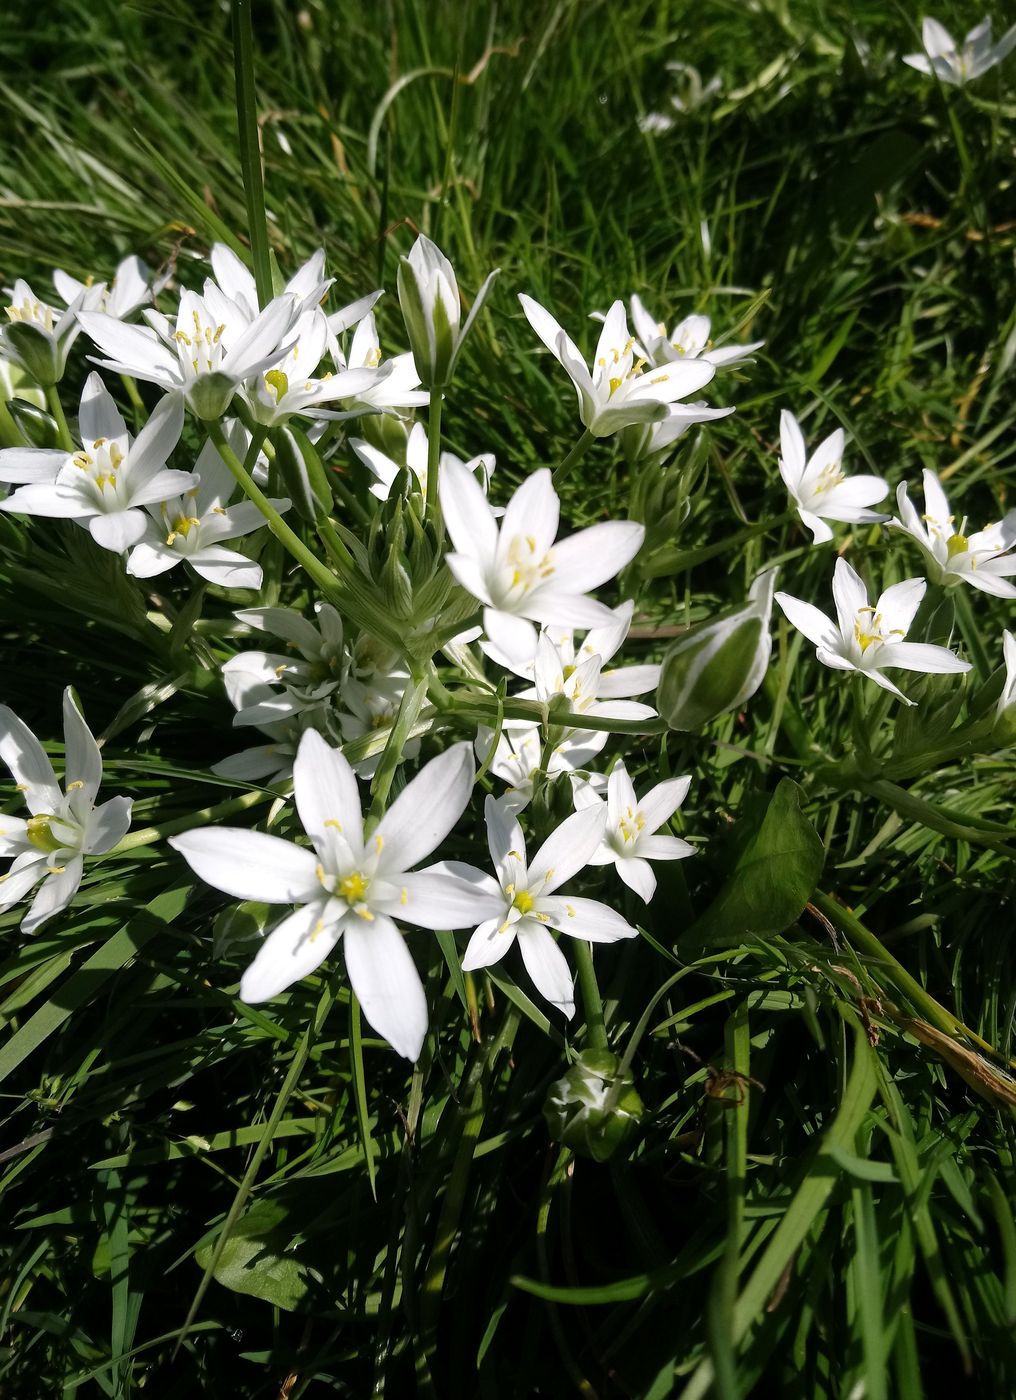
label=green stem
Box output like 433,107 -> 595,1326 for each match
207,419 -> 341,600
45,385 -> 73,452
172,976 -> 335,1358
103,787 -> 274,856
425,390 -> 443,520
368,672 -> 431,819
231,0 -> 273,307
119,374 -> 145,427
553,427 -> 594,485
573,940 -> 608,1050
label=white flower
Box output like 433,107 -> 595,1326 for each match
222,604 -> 348,727
352,420 -> 495,503
439,457 -> 645,656
903,16 -> 1016,85
775,557 -> 970,704
778,410 -> 889,544
79,288 -> 299,420
54,255 -> 151,321
482,599 -> 660,700
626,400 -> 735,461
337,668 -> 420,776
573,761 -> 694,902
440,797 -> 638,1018
207,243 -> 333,325
1,278 -> 84,385
397,234 -> 499,389
519,295 -> 715,437
0,373 -> 189,552
318,310 -> 428,420
474,723 -> 606,815
240,308 -> 379,426
126,426 -> 289,589
0,689 -> 132,933
170,732 -> 479,1060
628,295 -> 764,369
892,469 -> 1016,597
212,668 -> 334,787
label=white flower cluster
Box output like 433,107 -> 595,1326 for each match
0,227 -> 1012,1066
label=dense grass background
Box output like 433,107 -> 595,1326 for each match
1,1 -> 1015,1395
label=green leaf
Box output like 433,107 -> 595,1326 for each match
194,1200 -> 321,1312
685,779 -> 825,947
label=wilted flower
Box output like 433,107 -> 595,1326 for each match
573,761 -> 694,901
658,569 -> 776,730
171,733 -> 479,1060
440,457 -> 645,655
127,426 -> 289,589
397,234 -> 499,389
519,295 -> 715,438
903,15 -> 1016,85
442,797 -> 638,1017
1,278 -> 84,385
892,470 -> 1016,597
778,410 -> 889,544
0,689 -> 132,933
0,373 -> 189,552
775,557 -> 970,704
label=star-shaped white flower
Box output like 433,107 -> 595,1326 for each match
79,288 -> 299,420
1,278 -> 84,384
318,310 -> 428,420
207,243 -> 333,325
628,295 -> 764,369
573,761 -> 694,902
0,373 -> 189,552
126,425 -> 289,589
222,604 -> 348,727
439,457 -> 645,656
474,723 -> 606,815
171,732 -> 480,1060
0,689 -> 133,933
437,797 -> 638,1018
892,469 -> 1016,597
519,295 -> 717,438
54,255 -> 151,321
351,420 -> 495,504
778,410 -> 889,544
775,557 -> 970,704
903,15 -> 1016,85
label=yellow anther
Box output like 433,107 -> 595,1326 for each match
324,818 -> 343,831
309,918 -> 325,942
46,865 -> 66,875
374,833 -> 384,854
66,780 -> 84,791
400,887 -> 408,905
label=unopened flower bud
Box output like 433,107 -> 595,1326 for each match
275,425 -> 332,524
658,568 -> 776,730
543,1049 -> 644,1162
396,234 -> 499,389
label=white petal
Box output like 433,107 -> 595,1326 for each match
636,834 -> 696,861
528,805 -> 607,894
616,857 -> 657,902
875,642 -> 970,675
439,452 -> 499,564
373,742 -> 474,874
126,541 -> 177,578
21,856 -> 84,934
0,856 -> 47,911
85,795 -> 133,853
293,729 -> 363,857
875,577 -> 925,637
61,688 -> 102,804
187,549 -> 263,590
636,775 -> 692,833
538,894 -> 638,942
239,903 -> 338,1002
774,592 -> 839,650
0,449 -> 67,484
344,913 -> 428,1061
517,923 -> 575,1017
89,510 -> 147,552
548,522 -> 645,593
498,468 -> 560,560
169,827 -> 320,902
78,372 -> 128,447
831,558 -> 869,637
461,916 -> 513,971
0,705 -> 61,814
385,869 -> 504,929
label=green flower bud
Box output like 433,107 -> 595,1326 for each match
658,569 -> 776,731
358,410 -> 412,461
275,425 -> 332,524
187,371 -> 235,421
543,1049 -> 644,1162
7,399 -> 60,449
3,322 -> 62,387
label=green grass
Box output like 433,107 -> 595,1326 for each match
1,0 -> 1015,1395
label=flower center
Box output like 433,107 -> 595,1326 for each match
26,814 -> 63,854
853,607 -> 904,655
504,535 -> 555,595
946,532 -> 969,559
512,889 -> 535,915
618,806 -> 646,844
811,463 -> 844,495
174,307 -> 227,377
6,297 -> 54,332
166,514 -> 201,545
338,872 -> 370,903
264,368 -> 289,401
